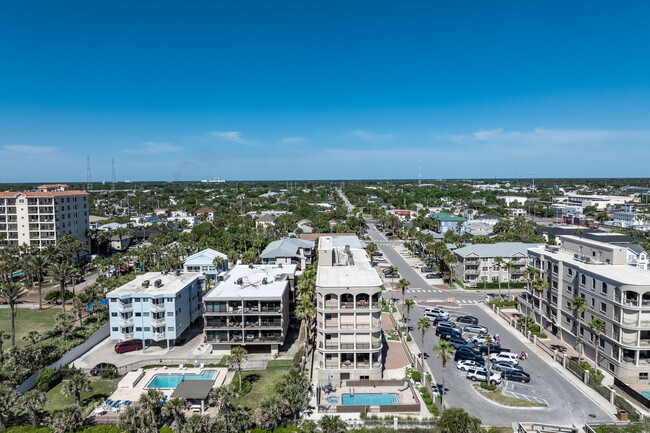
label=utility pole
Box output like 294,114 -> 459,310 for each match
86,156 -> 92,191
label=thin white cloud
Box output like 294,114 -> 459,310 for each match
3,145 -> 56,154
210,131 -> 250,145
280,137 -> 305,144
350,130 -> 393,141
125,142 -> 182,154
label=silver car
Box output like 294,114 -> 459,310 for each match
464,324 -> 488,334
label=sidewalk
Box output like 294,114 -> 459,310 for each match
479,303 -> 618,416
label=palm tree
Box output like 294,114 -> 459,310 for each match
182,414 -> 214,433
228,346 -> 248,392
387,265 -> 398,304
61,371 -> 91,407
211,386 -> 236,413
22,330 -> 41,347
0,282 -> 28,346
417,317 -> 431,346
433,339 -> 453,407
162,398 -> 189,433
253,395 -> 284,429
49,405 -> 83,433
397,278 -> 410,308
588,318 -> 606,368
318,415 -> 347,433
25,255 -> 49,310
139,388 -> 164,427
0,385 -> 18,430
212,255 -> 226,273
296,296 -> 315,349
523,266 -> 539,327
403,298 -> 415,326
531,278 -> 549,323
54,312 -> 75,340
506,262 -> 516,300
20,389 -> 47,427
49,262 -> 75,314
568,296 -> 589,363
493,256 -> 505,299
365,242 -> 378,260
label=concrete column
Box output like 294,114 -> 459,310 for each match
583,369 -> 589,385
527,330 -> 532,341
553,349 -> 558,362
533,334 -> 537,345
563,353 -> 568,368
610,388 -> 616,404
394,417 -> 399,429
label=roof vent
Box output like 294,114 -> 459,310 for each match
175,269 -> 181,276
142,280 -> 150,288
154,279 -> 162,288
236,277 -> 243,285
278,263 -> 283,268
248,264 -> 254,269
262,277 -> 268,285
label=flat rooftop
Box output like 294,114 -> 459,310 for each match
107,272 -> 203,297
528,246 -> 650,286
318,235 -> 363,250
317,248 -> 382,288
204,264 -> 297,300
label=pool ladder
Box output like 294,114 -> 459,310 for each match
350,387 -> 354,397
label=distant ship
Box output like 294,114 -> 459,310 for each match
201,177 -> 226,183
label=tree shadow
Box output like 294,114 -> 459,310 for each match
242,373 -> 261,384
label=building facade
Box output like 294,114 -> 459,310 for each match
107,271 -> 205,350
0,185 -> 89,249
203,264 -> 297,354
316,236 -> 383,381
429,212 -> 466,234
260,238 -> 314,270
183,248 -> 229,281
523,236 -> 650,385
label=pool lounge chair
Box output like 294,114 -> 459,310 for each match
159,395 -> 168,405
199,363 -> 204,369
398,381 -> 409,391
111,400 -> 121,408
318,403 -> 331,411
103,399 -> 113,407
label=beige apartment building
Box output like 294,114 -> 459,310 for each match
524,235 -> 650,385
316,236 -> 383,381
0,184 -> 89,249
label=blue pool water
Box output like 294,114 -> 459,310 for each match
146,371 -> 216,389
341,393 -> 400,405
327,396 -> 339,404
641,390 -> 650,399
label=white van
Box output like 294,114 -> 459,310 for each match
424,307 -> 449,320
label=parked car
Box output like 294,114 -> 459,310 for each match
447,336 -> 471,349
456,315 -> 479,325
372,252 -> 383,257
90,363 -> 118,376
385,272 -> 400,278
432,315 -> 451,325
476,343 -> 502,354
425,274 -> 436,279
463,324 -> 488,334
456,359 -> 484,371
492,360 -> 523,373
425,307 -> 449,319
436,327 -> 462,340
436,321 -> 461,333
413,263 -> 425,268
114,340 -> 143,354
420,267 -> 434,273
471,334 -> 496,344
454,347 -> 485,363
490,352 -> 520,365
502,370 -> 531,383
400,250 -> 409,254
466,368 -> 502,385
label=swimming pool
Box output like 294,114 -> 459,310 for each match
641,390 -> 650,399
146,371 -> 217,389
341,393 -> 400,405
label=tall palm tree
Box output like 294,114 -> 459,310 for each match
0,282 -> 28,346
139,388 -> 164,427
228,346 -> 248,392
182,414 -> 214,433
387,265 -> 399,304
417,317 -> 431,345
54,312 -> 75,340
569,296 -> 589,363
403,298 -> 415,326
493,256 -> 505,299
588,318 -> 606,368
0,330 -> 7,363
365,242 -> 378,259
49,405 -> 83,433
49,262 -> 75,314
61,371 -> 91,406
397,278 -> 410,307
318,415 -> 347,433
211,386 -> 236,413
523,266 -> 539,326
162,398 -> 189,433
506,262 -> 516,300
531,278 -> 549,323
433,339 -> 453,407
295,296 -> 315,347
20,389 -> 47,427
25,255 -> 49,310
22,330 -> 41,347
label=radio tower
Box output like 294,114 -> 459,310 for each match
86,156 -> 92,191
531,172 -> 536,191
111,159 -> 116,190
418,161 -> 422,187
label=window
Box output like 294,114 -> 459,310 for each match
568,269 -> 573,276
592,279 -> 596,290
112,327 -> 118,331
640,373 -> 649,381
168,327 -> 175,331
553,265 -> 558,274
591,298 -> 595,307
111,313 -> 117,317
581,275 -> 586,285
167,312 -> 174,316
601,283 -> 608,295
482,267 -> 488,271
135,327 -> 142,332
600,302 -> 606,313
552,296 -> 557,305
143,312 -> 150,317
110,298 -> 117,302
552,281 -> 558,289
166,298 -> 174,302
144,327 -> 151,332
565,316 -> 571,324
599,339 -> 605,348
134,298 -> 141,302
566,285 -> 573,294
135,312 -> 142,317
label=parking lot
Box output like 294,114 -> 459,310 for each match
366,221 -> 615,425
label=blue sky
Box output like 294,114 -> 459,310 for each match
1,1 -> 649,182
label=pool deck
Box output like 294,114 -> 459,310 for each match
101,367 -> 228,412
322,385 -> 418,409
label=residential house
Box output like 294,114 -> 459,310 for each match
183,248 -> 229,281
429,212 -> 466,235
260,238 -> 314,270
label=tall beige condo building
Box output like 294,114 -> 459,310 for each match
316,235 -> 383,381
0,184 -> 89,249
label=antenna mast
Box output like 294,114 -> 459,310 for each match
86,156 -> 92,191
111,159 -> 116,190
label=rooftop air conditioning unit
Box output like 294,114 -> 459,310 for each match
154,279 -> 162,288
236,278 -> 243,285
262,277 -> 268,285
278,263 -> 283,268
248,264 -> 254,269
584,257 -> 592,263
573,253 -> 582,260
142,280 -> 150,288
175,269 -> 181,276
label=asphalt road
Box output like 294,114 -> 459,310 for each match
364,220 -> 615,426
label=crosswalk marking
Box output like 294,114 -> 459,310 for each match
410,289 -> 442,293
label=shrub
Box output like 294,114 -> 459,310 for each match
411,371 -> 421,382
426,373 -> 432,383
423,397 -> 433,405
476,282 -> 527,289
480,382 -> 497,391
406,333 -> 412,342
293,347 -> 304,365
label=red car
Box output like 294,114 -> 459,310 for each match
114,340 -> 143,354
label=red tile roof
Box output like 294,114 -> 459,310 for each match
37,184 -> 69,188
195,207 -> 216,213
0,191 -> 88,197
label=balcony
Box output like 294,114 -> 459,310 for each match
118,303 -> 133,312
464,268 -> 480,275
150,304 -> 165,312
260,321 -> 282,327
151,317 -> 166,327
120,317 -> 134,326
206,321 -> 228,329
152,332 -> 166,342
120,332 -> 134,340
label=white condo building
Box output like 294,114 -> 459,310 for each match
0,184 -> 89,249
316,236 -> 383,381
107,271 -> 205,349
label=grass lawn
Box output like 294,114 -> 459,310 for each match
0,306 -> 61,346
474,384 -> 547,407
233,370 -> 287,409
45,377 -> 120,413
